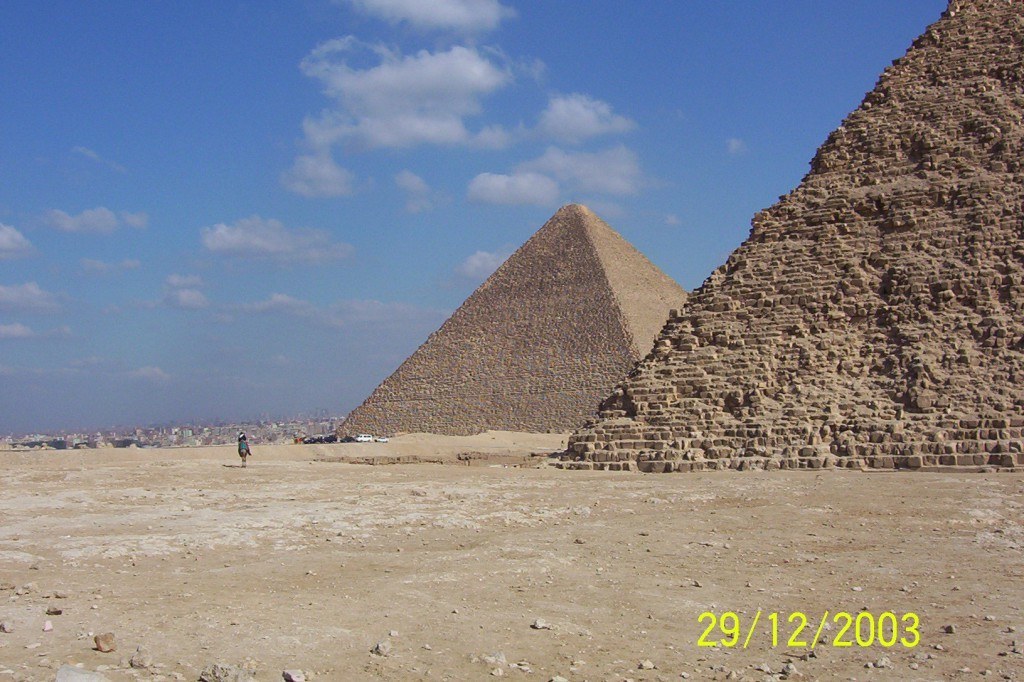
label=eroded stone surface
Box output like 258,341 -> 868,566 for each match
568,0 -> 1024,472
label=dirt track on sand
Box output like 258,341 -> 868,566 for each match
0,438 -> 1021,681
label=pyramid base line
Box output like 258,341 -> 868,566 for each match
562,416 -> 1024,472
555,452 -> 1022,473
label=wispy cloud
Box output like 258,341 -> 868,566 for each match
726,137 -> 747,155
166,274 -> 203,288
0,223 -> 33,259
164,288 -> 209,310
200,216 -> 354,264
281,153 -> 355,198
129,366 -> 171,383
340,0 -> 514,33
0,323 -> 71,340
0,282 -> 61,313
537,93 -> 635,144
519,145 -> 642,196
42,207 -> 148,234
80,258 -> 141,275
467,171 -> 559,206
395,170 -> 441,213
162,274 -> 208,310
235,293 -> 446,329
468,145 -> 643,206
72,146 -> 126,173
298,38 -> 512,151
455,248 -> 512,280
0,323 -> 34,340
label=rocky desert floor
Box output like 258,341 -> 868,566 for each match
0,433 -> 1022,681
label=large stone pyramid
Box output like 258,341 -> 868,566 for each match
567,0 -> 1024,472
340,204 -> 687,436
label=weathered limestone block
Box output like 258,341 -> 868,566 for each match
567,0 -> 1024,473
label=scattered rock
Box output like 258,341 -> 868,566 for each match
129,645 -> 153,669
550,677 -> 569,682
531,619 -> 552,630
638,659 -> 656,670
198,663 -> 256,682
46,607 -> 63,616
943,624 -> 956,634
42,620 -> 53,632
371,640 -> 392,657
0,621 -> 12,633
481,653 -> 507,666
282,670 -> 306,682
93,632 -> 116,653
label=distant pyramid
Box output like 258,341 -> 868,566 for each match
567,0 -> 1024,471
340,204 -> 687,436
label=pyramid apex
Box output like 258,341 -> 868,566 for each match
554,203 -> 596,218
339,203 -> 685,437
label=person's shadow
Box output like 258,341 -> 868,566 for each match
221,464 -> 249,468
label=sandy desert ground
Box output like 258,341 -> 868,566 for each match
0,432 -> 1022,681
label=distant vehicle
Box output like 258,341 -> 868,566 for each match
340,436 -> 356,443
302,434 -> 338,444
354,434 -> 374,443
375,437 -> 389,443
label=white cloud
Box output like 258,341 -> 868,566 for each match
342,0 -> 514,32
455,248 -> 512,280
72,146 -> 126,173
161,273 -> 208,310
120,211 -> 149,228
467,171 -> 559,206
236,293 -> 445,330
0,323 -> 70,340
165,288 -> 209,310
0,323 -> 34,340
129,366 -> 170,382
726,138 -> 747,155
239,293 -> 317,317
42,207 -> 146,234
0,223 -> 32,259
537,93 -> 635,144
281,153 -> 355,197
665,213 -> 681,226
298,39 -> 511,150
395,170 -> 437,212
0,282 -> 60,313
519,145 -> 642,196
166,274 -> 203,288
201,216 -> 354,263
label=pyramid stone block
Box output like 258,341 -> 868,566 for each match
340,204 -> 686,436
567,0 -> 1024,472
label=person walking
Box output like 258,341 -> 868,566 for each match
237,432 -> 252,467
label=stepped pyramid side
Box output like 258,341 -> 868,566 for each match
566,0 -> 1024,472
341,204 -> 687,436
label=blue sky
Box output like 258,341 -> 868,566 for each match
0,0 -> 948,433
